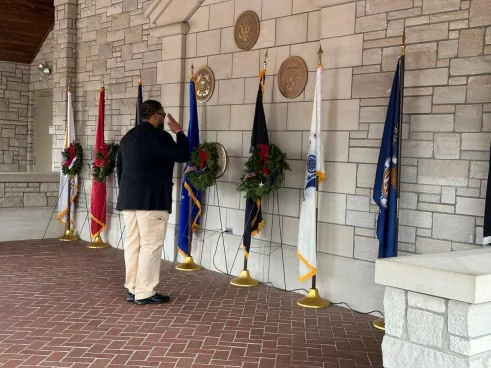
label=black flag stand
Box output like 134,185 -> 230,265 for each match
373,30 -> 406,332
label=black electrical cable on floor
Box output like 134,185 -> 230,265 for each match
205,223 -> 385,318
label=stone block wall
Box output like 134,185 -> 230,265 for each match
28,31 -> 54,172
0,62 -> 30,172
0,30 -> 54,173
383,286 -> 491,368
73,0 -> 162,210
0,182 -> 59,208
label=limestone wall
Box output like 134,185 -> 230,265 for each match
69,0 -> 491,312
383,286 -> 491,368
0,182 -> 59,208
0,63 -> 30,172
0,31 -> 54,173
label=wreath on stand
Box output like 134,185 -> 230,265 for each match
238,144 -> 291,201
90,143 -> 120,182
185,142 -> 221,189
62,142 -> 84,178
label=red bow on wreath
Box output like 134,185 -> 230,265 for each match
94,143 -> 109,168
66,144 -> 76,167
258,144 -> 270,176
198,148 -> 208,171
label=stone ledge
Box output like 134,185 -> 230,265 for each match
375,249 -> 491,304
0,172 -> 59,183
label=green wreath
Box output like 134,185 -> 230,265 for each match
90,142 -> 120,182
185,142 -> 220,190
238,143 -> 291,202
61,142 -> 84,178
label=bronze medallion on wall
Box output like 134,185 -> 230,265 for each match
213,142 -> 228,179
278,56 -> 309,99
195,66 -> 215,104
234,10 -> 260,51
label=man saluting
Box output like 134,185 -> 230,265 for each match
117,100 -> 189,305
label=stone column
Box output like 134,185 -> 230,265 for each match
145,0 -> 203,260
376,249 -> 491,368
52,0 -> 78,171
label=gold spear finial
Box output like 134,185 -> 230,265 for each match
191,63 -> 195,79
263,49 -> 269,70
138,71 -> 141,84
402,29 -> 406,56
101,77 -> 104,89
68,78 -> 72,92
318,45 -> 324,68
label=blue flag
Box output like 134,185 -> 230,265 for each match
178,80 -> 201,256
135,82 -> 142,127
373,62 -> 401,259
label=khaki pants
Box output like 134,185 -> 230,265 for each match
122,210 -> 169,300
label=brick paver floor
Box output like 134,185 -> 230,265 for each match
0,240 -> 384,368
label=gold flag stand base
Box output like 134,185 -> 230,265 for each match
176,256 -> 200,271
373,318 -> 385,331
58,229 -> 79,242
230,270 -> 259,287
297,288 -> 330,309
87,236 -> 110,249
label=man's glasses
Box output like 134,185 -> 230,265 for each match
156,112 -> 166,119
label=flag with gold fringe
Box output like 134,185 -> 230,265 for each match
242,70 -> 269,259
57,88 -> 78,227
297,64 -> 325,282
373,63 -> 401,258
178,78 -> 201,256
90,87 -> 107,240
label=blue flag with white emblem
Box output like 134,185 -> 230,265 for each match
178,80 -> 201,256
373,62 -> 401,259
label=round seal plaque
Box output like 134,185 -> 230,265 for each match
234,10 -> 260,51
278,56 -> 309,99
195,66 -> 215,104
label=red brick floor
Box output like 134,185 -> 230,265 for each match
0,240 -> 384,368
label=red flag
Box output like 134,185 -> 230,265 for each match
90,88 -> 107,239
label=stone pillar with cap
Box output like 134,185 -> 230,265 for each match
375,249 -> 491,368
144,0 -> 204,260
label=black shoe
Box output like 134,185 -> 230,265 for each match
127,292 -> 135,303
135,293 -> 171,305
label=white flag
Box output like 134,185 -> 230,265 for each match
57,89 -> 78,227
297,66 -> 325,282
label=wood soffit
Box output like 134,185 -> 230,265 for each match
0,0 -> 54,64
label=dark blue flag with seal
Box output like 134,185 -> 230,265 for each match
373,63 -> 401,259
178,79 -> 201,256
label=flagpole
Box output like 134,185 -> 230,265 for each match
373,30 -> 405,332
176,64 -> 200,271
59,82 -> 79,242
230,50 -> 269,288
297,47 -> 329,309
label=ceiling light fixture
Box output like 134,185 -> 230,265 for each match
38,63 -> 51,75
